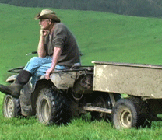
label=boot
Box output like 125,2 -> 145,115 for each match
0,70 -> 31,98
0,82 -> 23,97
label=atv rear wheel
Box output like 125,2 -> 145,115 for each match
36,88 -> 70,125
2,95 -> 21,118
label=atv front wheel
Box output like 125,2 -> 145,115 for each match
36,88 -> 70,125
2,95 -> 21,118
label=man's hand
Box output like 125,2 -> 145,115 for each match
40,29 -> 49,37
45,68 -> 54,80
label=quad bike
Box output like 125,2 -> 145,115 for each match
2,62 -> 121,125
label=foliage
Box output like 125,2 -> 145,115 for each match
1,0 -> 162,17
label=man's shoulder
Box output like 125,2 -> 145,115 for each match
55,23 -> 66,29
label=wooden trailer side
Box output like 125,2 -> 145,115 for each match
93,61 -> 162,99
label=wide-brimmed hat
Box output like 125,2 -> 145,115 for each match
35,9 -> 61,22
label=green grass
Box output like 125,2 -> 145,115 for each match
1,115 -> 162,140
1,3 -> 162,139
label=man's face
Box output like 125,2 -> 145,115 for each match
39,19 -> 51,30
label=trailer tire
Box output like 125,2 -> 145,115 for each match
36,87 -> 70,125
2,95 -> 21,118
112,98 -> 147,129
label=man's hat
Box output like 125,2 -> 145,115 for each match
35,9 -> 61,23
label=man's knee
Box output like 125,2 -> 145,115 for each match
29,57 -> 40,63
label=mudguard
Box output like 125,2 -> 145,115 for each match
5,75 -> 17,82
40,71 -> 78,89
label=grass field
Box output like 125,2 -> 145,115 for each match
1,3 -> 162,140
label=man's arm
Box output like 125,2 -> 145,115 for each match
37,30 -> 47,58
45,47 -> 62,79
51,47 -> 62,70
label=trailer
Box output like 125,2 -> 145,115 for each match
93,61 -> 162,129
2,61 -> 162,129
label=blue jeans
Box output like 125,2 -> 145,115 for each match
24,57 -> 67,85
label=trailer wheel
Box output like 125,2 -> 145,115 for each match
2,95 -> 21,118
112,98 -> 147,129
36,87 -> 70,125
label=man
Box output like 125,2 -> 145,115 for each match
0,9 -> 81,97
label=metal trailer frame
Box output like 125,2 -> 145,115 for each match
92,61 -> 162,128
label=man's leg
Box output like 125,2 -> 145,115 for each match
24,57 -> 52,74
30,63 -> 51,85
30,63 -> 68,85
0,57 -> 52,97
25,57 -> 52,85
0,70 -> 31,97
